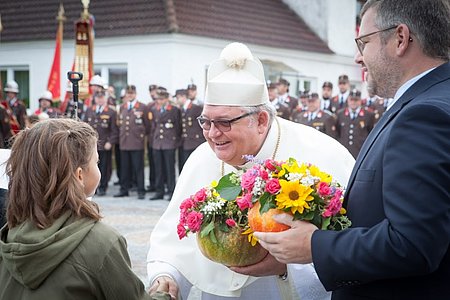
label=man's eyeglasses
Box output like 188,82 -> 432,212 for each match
197,111 -> 256,132
355,25 -> 398,55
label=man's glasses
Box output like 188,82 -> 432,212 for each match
355,25 -> 398,55
197,111 -> 256,132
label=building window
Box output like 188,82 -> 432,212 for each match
1,67 -> 30,107
94,64 -> 127,101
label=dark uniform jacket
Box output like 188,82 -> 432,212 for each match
290,109 -> 336,138
181,102 -> 205,150
279,94 -> 298,111
271,101 -> 291,120
118,100 -> 151,151
85,105 -> 119,151
152,103 -> 182,150
1,98 -> 27,133
147,101 -> 157,147
363,96 -> 386,124
330,94 -> 348,114
64,98 -> 84,120
335,107 -> 375,158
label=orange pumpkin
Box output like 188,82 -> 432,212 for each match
248,202 -> 291,232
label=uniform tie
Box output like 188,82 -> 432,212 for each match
128,103 -> 133,111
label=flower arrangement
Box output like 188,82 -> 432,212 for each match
177,156 -> 351,266
242,156 -> 351,231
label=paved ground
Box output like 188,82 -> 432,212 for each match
94,178 -> 169,286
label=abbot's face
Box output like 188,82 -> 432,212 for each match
201,105 -> 268,166
82,146 -> 101,197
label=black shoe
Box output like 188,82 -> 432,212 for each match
149,193 -> 164,200
113,192 -> 129,197
113,181 -> 120,186
97,189 -> 106,196
146,186 -> 156,192
129,186 -> 138,192
138,193 -> 145,200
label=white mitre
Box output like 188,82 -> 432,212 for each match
205,42 -> 270,106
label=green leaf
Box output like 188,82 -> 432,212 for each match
216,173 -> 242,201
218,222 -> 230,233
200,220 -> 215,238
259,193 -> 276,214
209,228 -> 218,244
321,217 -> 331,230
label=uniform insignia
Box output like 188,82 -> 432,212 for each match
134,111 -> 143,118
100,115 -> 110,119
148,112 -> 153,120
360,121 -> 365,128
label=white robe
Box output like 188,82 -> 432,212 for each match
147,117 -> 355,299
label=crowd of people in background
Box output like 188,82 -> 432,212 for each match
0,72 -> 392,200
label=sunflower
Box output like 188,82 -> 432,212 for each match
277,159 -> 305,178
308,165 -> 332,183
276,179 -> 314,214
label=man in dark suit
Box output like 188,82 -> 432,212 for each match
251,1 -> 450,299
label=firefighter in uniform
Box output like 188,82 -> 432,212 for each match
290,91 -> 309,122
291,92 -> 336,138
329,74 -> 350,114
277,78 -> 298,111
177,89 -> 205,173
33,91 -> 60,118
114,85 -> 150,199
146,85 -> 159,192
320,81 -> 333,113
187,84 -> 202,105
2,80 -> 28,134
267,82 -> 290,120
335,89 -> 375,158
84,91 -> 119,196
362,87 -> 386,124
150,90 -> 181,200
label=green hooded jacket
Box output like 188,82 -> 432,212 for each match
0,211 -> 170,300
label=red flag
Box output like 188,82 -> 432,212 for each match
47,6 -> 65,103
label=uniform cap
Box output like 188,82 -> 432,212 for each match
187,84 -> 197,91
157,90 -> 170,99
310,92 -> 319,99
338,74 -> 349,84
278,78 -> 290,86
4,80 -> 19,93
349,89 -> 362,99
299,91 -> 310,98
267,82 -> 278,90
175,89 -> 188,96
125,85 -> 137,93
322,81 -> 333,89
205,42 -> 269,106
39,90 -> 53,102
149,84 -> 158,91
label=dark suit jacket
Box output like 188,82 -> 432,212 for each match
312,62 -> 450,299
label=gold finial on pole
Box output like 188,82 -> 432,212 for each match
57,3 -> 67,23
0,14 -> 3,33
81,0 -> 90,20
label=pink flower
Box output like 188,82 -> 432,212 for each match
180,197 -> 194,211
241,169 -> 258,191
236,193 -> 253,210
259,169 -> 269,181
225,219 -> 236,227
264,159 -> 277,171
186,211 -> 203,232
194,188 -> 207,203
265,178 -> 281,194
317,182 -> 331,197
322,193 -> 343,217
177,223 -> 187,239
